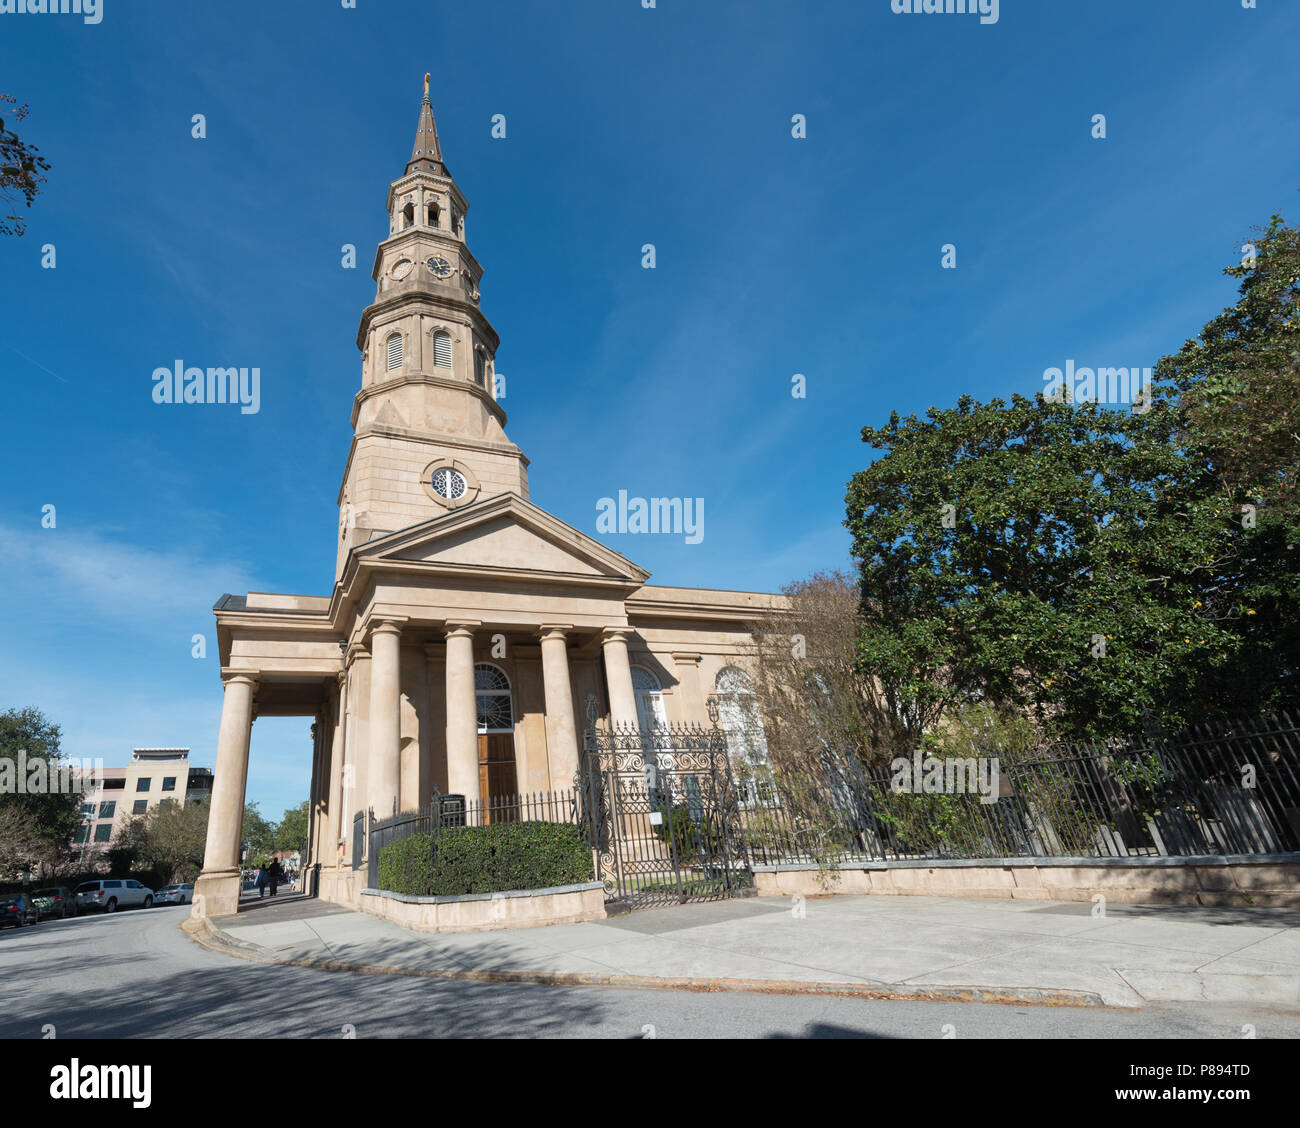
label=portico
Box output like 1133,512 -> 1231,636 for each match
192,82 -> 784,917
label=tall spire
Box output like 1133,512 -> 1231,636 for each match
407,74 -> 447,177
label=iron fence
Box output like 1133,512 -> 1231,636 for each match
741,711 -> 1300,866
582,722 -> 753,907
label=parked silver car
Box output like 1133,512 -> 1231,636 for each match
155,883 -> 194,905
74,879 -> 154,913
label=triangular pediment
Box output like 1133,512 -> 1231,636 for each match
354,493 -> 649,584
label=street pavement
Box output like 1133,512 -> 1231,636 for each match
204,891 -> 1300,1009
3,895 -> 1298,1039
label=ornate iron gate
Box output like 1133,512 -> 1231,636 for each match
581,721 -> 753,909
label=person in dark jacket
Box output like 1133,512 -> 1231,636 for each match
267,858 -> 283,896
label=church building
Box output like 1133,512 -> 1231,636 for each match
194,82 -> 781,916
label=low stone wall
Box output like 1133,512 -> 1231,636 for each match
752,855 -> 1300,907
357,881 -> 607,932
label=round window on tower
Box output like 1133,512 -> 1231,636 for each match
431,467 -> 467,500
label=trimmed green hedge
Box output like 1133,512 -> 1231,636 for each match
376,821 -> 595,897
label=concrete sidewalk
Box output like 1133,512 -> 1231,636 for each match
185,894 -> 1300,1009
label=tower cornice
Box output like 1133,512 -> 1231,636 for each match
350,373 -> 509,430
370,227 -> 484,281
387,173 -> 467,215
356,289 -> 500,353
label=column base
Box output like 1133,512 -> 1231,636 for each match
192,870 -> 242,920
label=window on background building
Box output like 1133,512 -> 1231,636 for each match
136,777 -> 151,792
133,800 -> 148,815
93,825 -> 111,843
433,331 -> 452,369
474,348 -> 486,388
386,332 -> 404,372
103,778 -> 124,790
99,801 -> 115,820
162,777 -> 176,791
80,802 -> 95,818
74,827 -> 89,844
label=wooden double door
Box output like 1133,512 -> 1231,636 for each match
478,732 -> 519,820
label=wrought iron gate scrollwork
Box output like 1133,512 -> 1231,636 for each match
581,721 -> 753,909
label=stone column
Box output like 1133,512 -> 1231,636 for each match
444,621 -> 481,805
326,671 -> 346,855
306,718 -> 321,868
539,626 -> 580,791
194,672 -> 258,919
601,628 -> 639,729
368,619 -> 404,819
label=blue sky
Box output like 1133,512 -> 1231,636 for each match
2,0 -> 1298,818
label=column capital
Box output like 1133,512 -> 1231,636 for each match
538,624 -> 574,643
219,670 -> 260,688
366,616 -> 407,641
445,619 -> 482,640
600,627 -> 632,646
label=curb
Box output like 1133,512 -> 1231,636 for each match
181,916 -> 1109,1009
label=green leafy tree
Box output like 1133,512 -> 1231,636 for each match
0,95 -> 50,236
240,802 -> 278,863
113,800 -> 210,885
845,392 -> 1242,739
0,707 -> 81,877
1156,212 -> 1300,707
273,800 -> 309,858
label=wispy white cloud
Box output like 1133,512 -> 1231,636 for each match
0,520 -> 263,632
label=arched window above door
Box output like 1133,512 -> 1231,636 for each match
475,663 -> 513,733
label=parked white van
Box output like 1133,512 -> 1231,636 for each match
74,879 -> 154,914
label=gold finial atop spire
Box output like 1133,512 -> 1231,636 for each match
423,72 -> 430,97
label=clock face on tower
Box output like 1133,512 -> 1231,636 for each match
426,255 -> 453,279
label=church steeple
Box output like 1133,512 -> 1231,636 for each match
336,77 -> 529,578
407,73 -> 447,177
